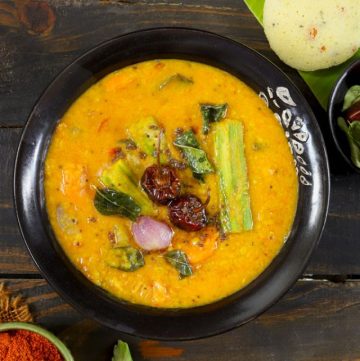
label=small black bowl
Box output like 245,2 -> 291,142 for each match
328,58 -> 360,173
14,28 -> 330,340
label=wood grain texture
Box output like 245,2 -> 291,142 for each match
0,128 -> 37,273
1,128 -> 359,275
2,278 -> 360,361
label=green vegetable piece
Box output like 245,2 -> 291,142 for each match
349,121 -> 360,147
159,73 -> 193,90
338,117 -> 360,168
112,224 -> 130,247
107,247 -> 145,272
343,85 -> 360,111
94,188 -> 141,221
112,340 -> 133,361
174,130 -> 214,178
214,119 -> 253,233
200,103 -> 228,134
164,250 -> 193,279
100,158 -> 154,215
127,116 -> 169,163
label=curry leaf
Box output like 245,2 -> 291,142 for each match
174,130 -> 214,176
94,188 -> 141,221
343,85 -> 360,111
164,250 -> 192,279
200,103 -> 228,134
159,73 -> 193,90
107,247 -> 145,272
175,130 -> 200,148
337,117 -> 360,168
174,144 -> 214,174
112,340 -> 133,361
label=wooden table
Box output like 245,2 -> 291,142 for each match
1,1 -> 359,360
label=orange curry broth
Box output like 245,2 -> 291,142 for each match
45,59 -> 298,308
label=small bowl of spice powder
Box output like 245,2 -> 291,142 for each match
0,322 -> 74,361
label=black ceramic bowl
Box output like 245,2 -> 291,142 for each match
14,28 -> 330,340
328,58 -> 360,173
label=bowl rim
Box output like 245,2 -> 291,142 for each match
0,322 -> 74,360
14,27 -> 330,340
328,58 -> 360,174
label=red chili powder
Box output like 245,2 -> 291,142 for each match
0,329 -> 64,361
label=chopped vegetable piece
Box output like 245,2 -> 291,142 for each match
141,165 -> 181,205
338,117 -> 360,168
200,103 -> 228,134
94,187 -> 141,221
159,73 -> 193,90
127,116 -> 169,162
106,246 -> 144,272
174,130 -> 214,178
100,158 -> 155,215
214,119 -> 253,233
56,205 -> 79,235
132,216 -> 173,251
112,340 -> 133,361
164,249 -> 193,279
111,224 -> 130,247
168,194 -> 207,232
342,85 -> 360,111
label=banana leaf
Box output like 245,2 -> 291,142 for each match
244,0 -> 360,110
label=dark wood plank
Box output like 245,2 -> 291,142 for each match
0,0 -> 285,127
3,278 -> 360,361
0,128 -> 37,273
1,127 -> 359,275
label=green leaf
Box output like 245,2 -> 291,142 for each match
164,250 -> 192,279
343,85 -> 360,111
159,73 -> 193,90
349,121 -> 360,148
174,144 -> 214,174
337,117 -> 360,168
337,116 -> 348,133
112,340 -> 133,361
175,130 -> 200,148
244,0 -> 265,24
174,130 -> 214,176
200,103 -> 228,134
107,247 -> 145,272
94,188 -> 141,221
243,0 -> 360,109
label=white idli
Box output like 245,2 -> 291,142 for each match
263,0 -> 360,71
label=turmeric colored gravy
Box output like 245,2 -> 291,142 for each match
45,59 -> 298,308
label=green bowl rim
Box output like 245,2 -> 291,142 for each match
0,322 -> 74,361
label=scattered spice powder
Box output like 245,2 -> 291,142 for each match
0,329 -> 64,361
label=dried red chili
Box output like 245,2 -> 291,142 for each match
168,194 -> 207,231
141,165 -> 181,205
0,329 -> 64,361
